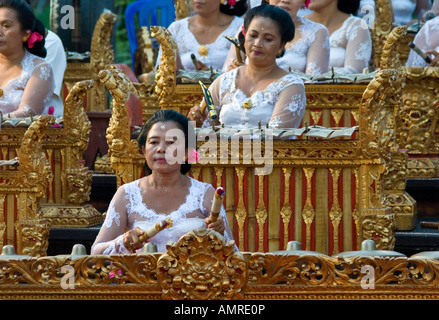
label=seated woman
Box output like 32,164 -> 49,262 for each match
0,0 -> 63,118
406,15 -> 439,67
91,110 -> 235,254
156,0 -> 247,71
224,0 -> 330,75
189,4 -> 306,129
306,0 -> 372,74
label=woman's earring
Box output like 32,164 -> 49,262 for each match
276,49 -> 285,58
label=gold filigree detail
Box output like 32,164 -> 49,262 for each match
157,228 -> 246,300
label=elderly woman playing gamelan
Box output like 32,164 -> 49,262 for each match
91,110 -> 235,254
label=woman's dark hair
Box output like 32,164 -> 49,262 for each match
137,109 -> 195,176
338,0 -> 360,14
220,0 -> 248,17
238,4 -> 295,56
0,0 -> 46,58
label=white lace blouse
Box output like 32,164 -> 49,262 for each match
206,67 -> 306,128
0,50 -> 63,118
277,16 -> 330,75
329,15 -> 372,74
406,15 -> 439,67
91,177 -> 235,254
157,16 -> 243,71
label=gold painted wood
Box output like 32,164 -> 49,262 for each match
1,230 -> 439,300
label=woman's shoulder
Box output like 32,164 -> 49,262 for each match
280,72 -> 305,87
168,17 -> 189,33
300,16 -> 328,33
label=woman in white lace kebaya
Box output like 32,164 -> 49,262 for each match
0,0 -> 62,118
306,0 -> 372,74
224,0 -> 330,75
189,4 -> 306,128
406,15 -> 439,67
156,0 -> 246,71
91,110 -> 235,254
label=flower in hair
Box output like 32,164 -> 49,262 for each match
241,24 -> 246,36
221,0 -> 239,5
187,148 -> 200,164
304,0 -> 310,8
27,31 -> 43,49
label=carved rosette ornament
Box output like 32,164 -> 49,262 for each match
157,228 -> 246,300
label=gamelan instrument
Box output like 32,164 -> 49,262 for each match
138,218 -> 173,243
210,187 -> 225,223
408,42 -> 432,64
224,35 -> 243,63
199,81 -> 218,120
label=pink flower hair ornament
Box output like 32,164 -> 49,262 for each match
221,0 -> 239,6
26,31 -> 43,49
304,0 -> 310,8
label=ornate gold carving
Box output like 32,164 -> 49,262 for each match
280,168 -> 292,249
100,67 -> 145,188
329,168 -> 342,254
157,228 -> 246,300
63,12 -> 117,112
0,115 -> 54,256
255,174 -> 267,251
235,167 -> 247,251
371,0 -> 394,68
151,26 -> 177,107
2,230 -> 439,299
302,168 -> 315,251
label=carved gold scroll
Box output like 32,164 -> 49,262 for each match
0,115 -> 54,257
1,229 -> 439,300
62,11 -> 117,112
0,81 -> 102,228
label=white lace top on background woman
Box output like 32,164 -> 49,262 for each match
222,16 -> 330,75
157,16 -> 243,71
406,15 -> 439,66
206,66 -> 306,128
0,50 -> 63,118
276,16 -> 330,75
91,177 -> 235,254
328,15 -> 372,74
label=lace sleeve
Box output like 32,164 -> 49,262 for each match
305,27 -> 330,75
9,61 -> 55,118
334,18 -> 372,74
269,82 -> 306,128
201,184 -> 236,248
91,186 -> 131,255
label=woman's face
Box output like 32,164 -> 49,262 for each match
190,0 -> 221,15
269,0 -> 303,18
307,0 -> 336,11
142,121 -> 187,174
244,16 -> 284,65
0,8 -> 28,55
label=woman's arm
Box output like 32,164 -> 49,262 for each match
91,187 -> 131,255
269,82 -> 306,129
335,19 -> 372,74
9,61 -> 55,118
305,27 -> 330,75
